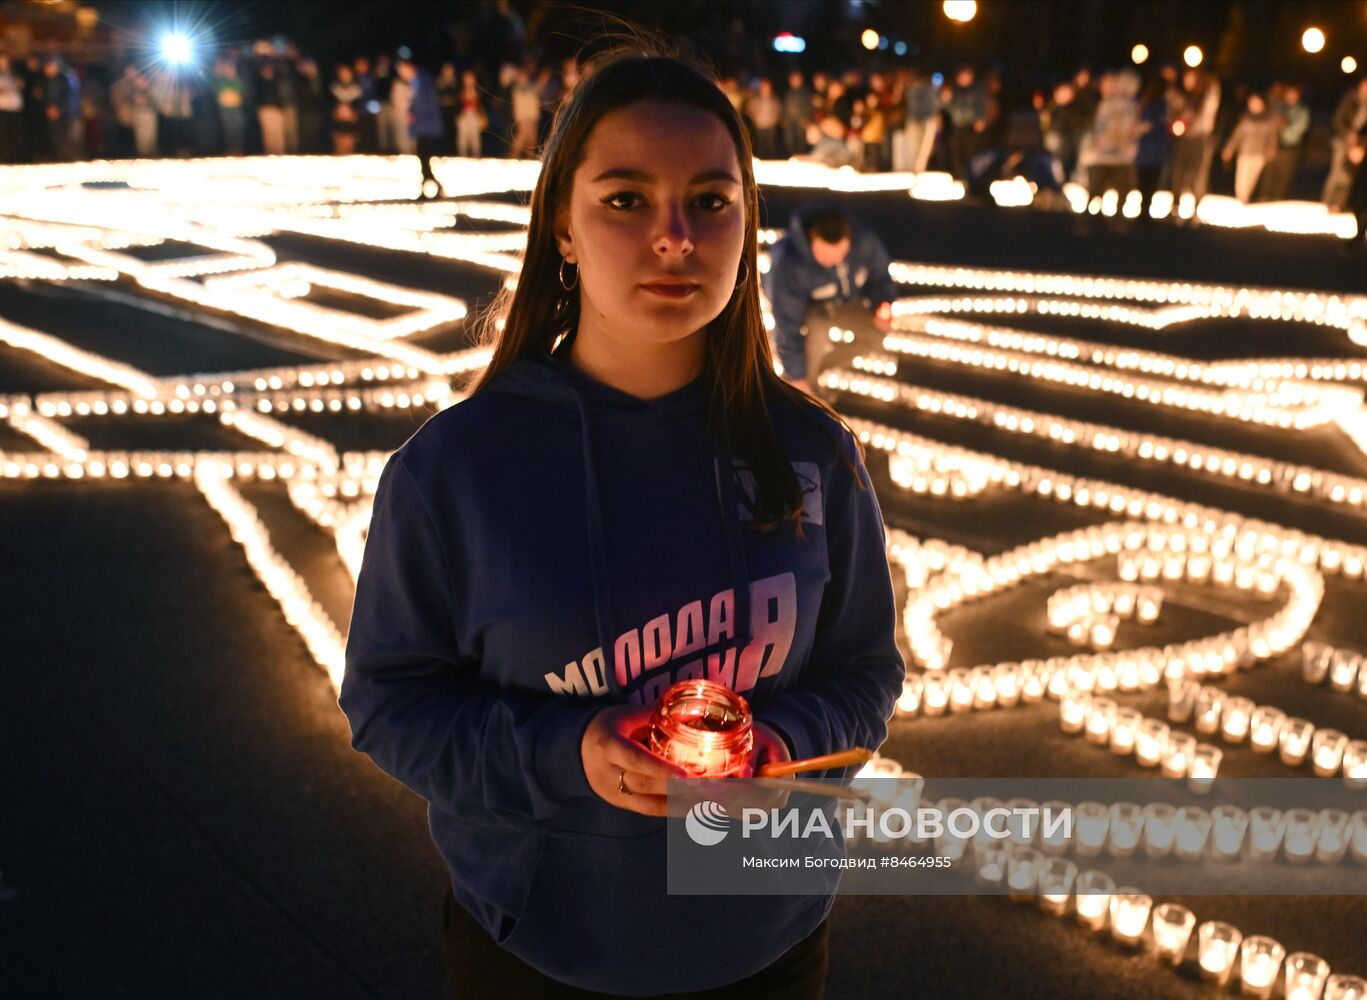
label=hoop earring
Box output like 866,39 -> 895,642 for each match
735,258 -> 749,288
559,258 -> 578,291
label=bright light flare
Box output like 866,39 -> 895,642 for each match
1183,45 -> 1203,68
1132,44 -> 1150,65
160,32 -> 193,66
1302,27 -> 1325,55
943,1 -> 977,23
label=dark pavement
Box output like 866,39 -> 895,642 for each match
2,181 -> 1366,999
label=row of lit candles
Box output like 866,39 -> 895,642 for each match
875,333 -> 1356,432
193,462 -> 346,688
1047,583 -> 1164,650
852,757 -> 1366,994
898,516 -> 1322,677
907,315 -> 1367,391
886,261 -> 1367,327
824,366 -> 1367,515
1167,680 -> 1365,781
1302,642 -> 1366,697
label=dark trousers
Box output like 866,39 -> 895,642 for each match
442,883 -> 829,999
417,135 -> 444,196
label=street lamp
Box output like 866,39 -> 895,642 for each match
1344,56 -> 1359,74
1183,45 -> 1203,68
1131,44 -> 1150,66
860,29 -> 880,51
943,1 -> 977,24
1301,27 -> 1325,54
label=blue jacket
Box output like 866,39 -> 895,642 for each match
763,205 -> 897,379
340,337 -> 903,995
408,68 -> 443,139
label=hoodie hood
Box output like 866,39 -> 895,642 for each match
485,335 -> 755,700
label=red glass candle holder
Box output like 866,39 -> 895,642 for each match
647,679 -> 754,777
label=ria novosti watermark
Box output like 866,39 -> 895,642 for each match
667,777 -> 1367,897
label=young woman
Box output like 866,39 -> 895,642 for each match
340,41 -> 904,999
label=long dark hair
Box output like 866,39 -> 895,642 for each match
468,31 -> 863,537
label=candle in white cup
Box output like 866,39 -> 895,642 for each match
1135,719 -> 1169,767
1074,802 -> 1109,858
1312,729 -> 1349,777
1107,802 -> 1144,858
1210,805 -> 1248,861
1085,697 -> 1117,745
1150,902 -> 1195,964
1247,807 -> 1285,861
1317,809 -> 1351,864
1142,802 -> 1178,857
975,843 -> 1006,886
1036,857 -> 1077,916
1344,741 -> 1367,791
1280,718 -> 1315,767
1350,811 -> 1367,866
1283,808 -> 1321,864
1073,869 -> 1114,931
1109,889 -> 1152,946
1006,846 -> 1042,902
949,668 -> 974,713
1221,696 -> 1255,743
1059,689 -> 1090,734
993,663 -> 1021,707
923,672 -> 949,716
1162,732 -> 1196,778
1250,706 -> 1286,752
1329,651 -> 1359,693
1189,743 -> 1222,794
897,675 -> 923,715
1198,921 -> 1242,985
1324,973 -> 1367,1000
1301,641 -> 1331,684
1239,935 -> 1286,999
1193,686 -> 1225,735
1168,678 -> 1199,723
1175,806 -> 1212,860
1110,708 -> 1142,755
1284,952 -> 1331,1000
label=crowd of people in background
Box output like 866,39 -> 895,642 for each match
2,37 -> 1367,236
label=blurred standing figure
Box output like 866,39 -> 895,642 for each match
390,59 -> 415,155
1345,124 -> 1367,249
454,69 -> 486,157
329,64 -> 362,154
41,56 -> 76,160
1257,83 -> 1308,201
0,55 -> 24,163
1135,75 -> 1171,220
296,59 -> 324,154
509,63 -> 542,159
374,53 -> 396,152
213,58 -> 246,155
1220,91 -> 1279,204
1042,81 -> 1087,181
745,78 -> 782,159
1085,70 -> 1141,200
353,56 -> 379,152
1169,68 -> 1221,223
901,68 -> 940,173
256,62 -> 286,154
781,70 -> 812,157
397,56 -> 445,199
436,63 -> 459,152
1322,78 -> 1367,211
944,65 -> 988,180
111,65 -> 156,157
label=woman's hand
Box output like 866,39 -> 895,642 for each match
580,704 -> 689,817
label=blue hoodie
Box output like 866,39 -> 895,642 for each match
763,204 -> 897,380
339,335 -> 904,995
